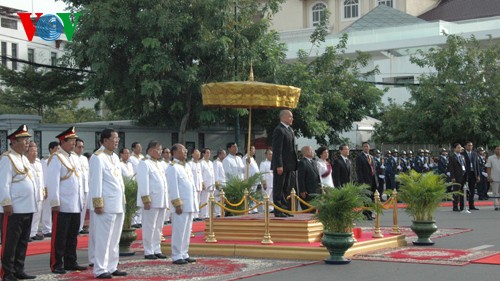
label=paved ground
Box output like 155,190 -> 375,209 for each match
22,202 -> 500,280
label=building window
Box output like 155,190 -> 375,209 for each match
11,43 -> 17,70
344,0 -> 359,19
312,3 -> 327,26
28,48 -> 35,63
378,0 -> 393,7
171,132 -> 178,145
1,42 -> 6,66
1,18 -> 17,29
51,52 -> 57,66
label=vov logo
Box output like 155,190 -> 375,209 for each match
17,13 -> 81,42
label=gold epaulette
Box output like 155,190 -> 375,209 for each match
141,195 -> 152,204
170,162 -> 175,166
171,198 -> 183,208
92,197 -> 104,208
94,150 -> 103,156
50,199 -> 60,207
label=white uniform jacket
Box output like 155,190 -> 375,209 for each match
259,159 -> 273,188
136,158 -> 169,209
189,160 -> 203,193
30,158 -> 45,202
46,150 -> 83,213
167,159 -> 199,213
242,155 -> 260,180
78,154 -> 90,194
223,154 -> 245,180
0,150 -> 37,213
213,159 -> 226,186
88,147 -> 125,213
200,159 -> 215,191
129,153 -> 144,173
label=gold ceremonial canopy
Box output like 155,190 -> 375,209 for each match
201,81 -> 301,109
201,69 -> 301,178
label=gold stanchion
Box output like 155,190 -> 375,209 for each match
205,191 -> 217,243
290,188 -> 297,212
390,189 -> 401,235
219,189 -> 225,218
244,189 -> 249,215
261,193 -> 273,244
372,190 -> 384,238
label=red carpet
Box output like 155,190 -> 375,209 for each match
12,222 -> 206,256
471,253 -> 500,265
353,247 -> 500,266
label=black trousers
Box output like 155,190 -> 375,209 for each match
452,182 -> 465,210
273,170 -> 296,213
50,212 -> 80,271
465,171 -> 477,207
0,213 -> 33,280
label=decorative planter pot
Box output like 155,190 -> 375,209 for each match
119,228 -> 138,256
411,220 -> 438,246
321,231 -> 355,264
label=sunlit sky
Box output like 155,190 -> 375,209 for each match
0,0 -> 68,13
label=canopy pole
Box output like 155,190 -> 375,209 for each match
246,107 -> 252,179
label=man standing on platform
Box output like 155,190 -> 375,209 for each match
200,148 -> 215,219
223,142 -> 245,180
89,129 -> 127,279
213,149 -> 226,217
167,144 -> 199,265
271,110 -> 297,218
0,125 -> 37,280
297,146 -> 320,213
332,144 -> 351,187
137,140 -> 169,260
259,148 -> 274,212
46,127 -> 87,274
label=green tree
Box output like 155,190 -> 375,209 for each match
0,66 -> 86,116
374,35 -> 500,145
64,0 -> 286,143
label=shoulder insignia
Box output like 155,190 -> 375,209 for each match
94,150 -> 103,156
170,162 -> 175,166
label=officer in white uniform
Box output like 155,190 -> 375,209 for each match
189,149 -> 203,221
88,129 -> 127,279
259,148 -> 274,212
119,148 -> 134,179
137,140 -> 169,260
27,141 -> 45,241
167,143 -> 199,265
129,142 -> 144,227
46,126 -> 86,274
41,142 -> 59,237
0,125 -> 37,280
212,149 -> 226,216
74,138 -> 90,234
223,142 -> 245,180
200,148 -> 215,219
242,146 -> 260,213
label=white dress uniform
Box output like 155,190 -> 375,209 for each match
29,158 -> 45,237
259,159 -> 274,211
77,154 -> 89,232
200,159 -> 215,218
40,157 -> 53,235
136,157 -> 169,256
120,159 -> 134,179
223,154 -> 245,180
242,154 -> 260,213
88,147 -> 125,277
212,158 -> 226,216
189,160 -> 203,219
129,153 -> 144,225
167,159 -> 199,261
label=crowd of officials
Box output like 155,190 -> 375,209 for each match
2,111 -> 500,280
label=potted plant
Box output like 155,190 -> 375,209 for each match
311,182 -> 372,264
397,170 -> 453,245
119,177 -> 139,256
222,173 -> 263,216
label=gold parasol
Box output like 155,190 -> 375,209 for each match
201,68 -> 301,178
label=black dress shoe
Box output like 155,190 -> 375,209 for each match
52,268 -> 66,274
470,207 -> 480,210
173,259 -> 188,265
31,234 -> 43,241
65,264 -> 87,271
3,275 -> 19,281
14,272 -> 36,279
495,207 -> 499,211
274,213 -> 287,218
144,254 -> 158,260
453,209 -> 460,212
43,232 -> 52,238
79,229 -> 89,234
89,263 -> 94,267
184,257 -> 196,263
285,213 -> 294,217
154,253 -> 167,259
96,272 -> 112,279
112,270 -> 127,276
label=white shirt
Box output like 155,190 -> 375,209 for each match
259,159 -> 273,188
316,159 -> 334,188
213,158 -> 226,186
129,153 -> 144,173
167,159 -> 199,213
486,155 -> 500,182
189,160 -> 203,192
30,158 -> 44,202
136,158 -> 169,208
223,154 -> 245,180
120,159 -> 134,179
242,154 -> 259,181
78,154 -> 90,193
200,159 -> 215,191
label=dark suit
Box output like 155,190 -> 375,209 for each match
332,156 -> 351,188
356,153 -> 378,219
385,156 -> 397,190
462,150 -> 480,208
448,153 -> 465,210
271,123 -> 298,214
297,158 -> 321,212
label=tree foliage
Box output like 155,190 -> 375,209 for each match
374,35 -> 500,146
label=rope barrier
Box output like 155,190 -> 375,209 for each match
223,196 -> 246,207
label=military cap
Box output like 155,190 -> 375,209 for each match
477,147 -> 485,152
55,126 -> 78,141
408,150 -> 413,155
386,150 -> 392,155
440,148 -> 447,152
424,149 -> 430,154
8,125 -> 31,141
393,149 -> 398,154
374,149 -> 381,154
418,149 -> 424,154
401,150 -> 407,155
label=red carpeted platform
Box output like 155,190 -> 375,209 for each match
471,253 -> 500,265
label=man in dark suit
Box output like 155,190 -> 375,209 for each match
448,143 -> 466,211
332,144 -> 351,187
271,110 -> 298,217
355,142 -> 377,220
297,146 -> 321,213
462,141 -> 480,210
